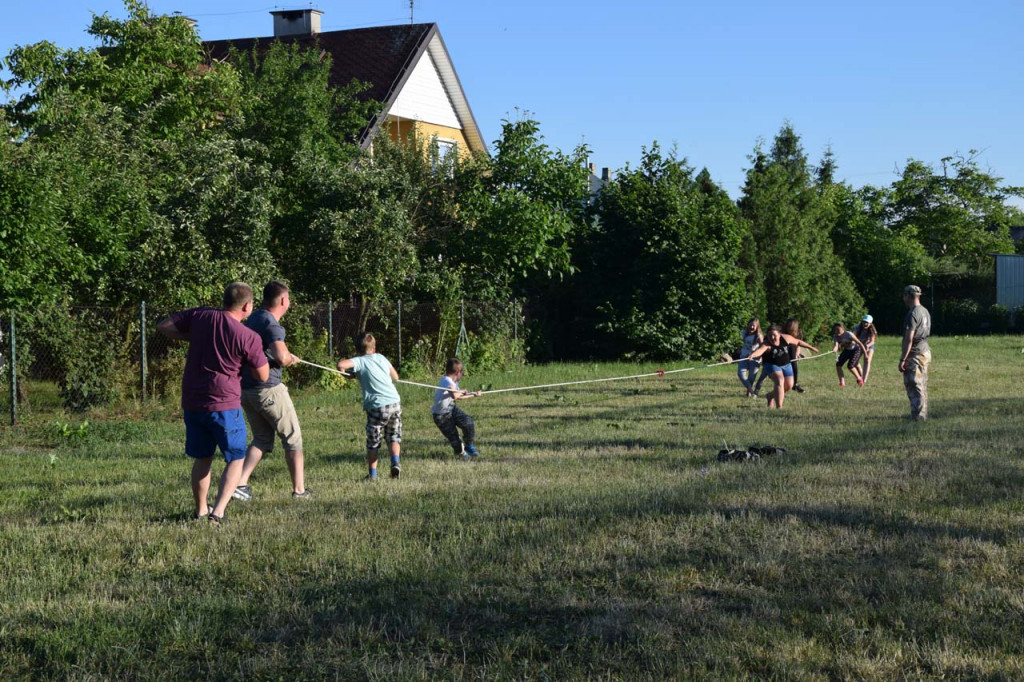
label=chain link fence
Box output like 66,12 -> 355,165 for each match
1,300 -> 524,425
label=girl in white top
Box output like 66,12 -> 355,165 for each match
853,315 -> 878,384
737,318 -> 763,397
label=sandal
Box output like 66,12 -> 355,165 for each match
207,513 -> 224,527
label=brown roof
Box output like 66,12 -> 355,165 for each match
204,24 -> 435,142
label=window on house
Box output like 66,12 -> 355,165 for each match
432,138 -> 458,175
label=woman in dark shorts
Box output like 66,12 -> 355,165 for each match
748,325 -> 819,409
831,322 -> 869,387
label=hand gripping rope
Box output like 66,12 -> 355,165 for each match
296,350 -> 836,396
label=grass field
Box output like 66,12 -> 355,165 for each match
1,336 -> 1023,680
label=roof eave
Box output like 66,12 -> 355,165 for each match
360,24 -> 488,156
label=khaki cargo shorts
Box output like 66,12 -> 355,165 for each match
241,383 -> 303,453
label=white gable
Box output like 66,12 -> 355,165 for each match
390,51 -> 462,129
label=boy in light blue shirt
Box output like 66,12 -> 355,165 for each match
338,332 -> 403,480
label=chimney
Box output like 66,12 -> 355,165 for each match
270,9 -> 323,37
601,167 -> 612,182
172,11 -> 197,29
588,162 -> 596,174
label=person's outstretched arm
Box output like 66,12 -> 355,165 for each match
269,340 -> 300,367
785,334 -> 818,354
157,317 -> 188,341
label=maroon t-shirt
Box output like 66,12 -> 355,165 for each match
170,308 -> 268,412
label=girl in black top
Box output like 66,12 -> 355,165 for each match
784,318 -> 805,392
748,325 -> 818,409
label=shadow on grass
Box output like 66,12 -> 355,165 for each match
11,391 -> 1024,677
17,454 -> 1024,679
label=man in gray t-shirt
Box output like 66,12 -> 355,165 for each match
234,281 -> 309,501
899,284 -> 932,421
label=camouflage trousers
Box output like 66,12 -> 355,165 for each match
903,350 -> 931,420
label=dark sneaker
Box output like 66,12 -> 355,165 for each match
292,489 -> 312,499
232,485 -> 252,502
793,385 -> 805,393
390,464 -> 401,479
363,474 -> 378,482
465,445 -> 479,458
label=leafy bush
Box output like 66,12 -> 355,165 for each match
30,308 -> 127,411
147,345 -> 186,403
987,304 -> 1010,334
1014,306 -> 1024,332
939,298 -> 983,334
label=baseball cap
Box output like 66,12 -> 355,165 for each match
861,314 -> 873,324
904,285 -> 922,296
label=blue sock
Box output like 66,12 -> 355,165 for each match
368,467 -> 378,479
390,454 -> 400,467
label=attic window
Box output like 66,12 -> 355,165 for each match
432,138 -> 458,175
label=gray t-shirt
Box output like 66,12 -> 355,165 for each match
241,308 -> 285,390
431,375 -> 458,416
903,304 -> 931,355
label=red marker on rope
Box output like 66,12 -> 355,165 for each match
656,369 -> 665,377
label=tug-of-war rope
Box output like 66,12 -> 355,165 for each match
297,350 -> 837,395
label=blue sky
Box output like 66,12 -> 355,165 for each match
3,0 -> 1022,201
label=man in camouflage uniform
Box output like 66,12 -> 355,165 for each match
899,284 -> 931,421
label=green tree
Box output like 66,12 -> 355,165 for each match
4,0 -> 240,139
228,41 -> 374,167
582,145 -> 750,359
0,1 -> 283,309
279,146 -> 419,321
738,124 -> 863,336
433,118 -> 591,299
881,152 -> 1021,270
0,128 -> 86,308
825,182 -> 931,332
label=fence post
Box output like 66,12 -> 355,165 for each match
139,301 -> 147,403
455,299 -> 468,358
8,314 -> 16,426
396,300 -> 402,371
512,297 -> 518,341
326,298 -> 333,360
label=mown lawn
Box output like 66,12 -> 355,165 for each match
1,336 -> 1022,680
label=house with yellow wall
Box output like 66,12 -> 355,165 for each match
205,9 -> 487,159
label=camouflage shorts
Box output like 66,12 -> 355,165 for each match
903,350 -> 931,420
365,402 -> 402,450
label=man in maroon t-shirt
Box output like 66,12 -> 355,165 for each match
158,282 -> 269,524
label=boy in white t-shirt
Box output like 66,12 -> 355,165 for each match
338,332 -> 403,480
431,358 -> 482,459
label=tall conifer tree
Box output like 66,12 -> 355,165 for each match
738,124 -> 862,336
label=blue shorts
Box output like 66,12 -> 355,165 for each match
184,409 -> 247,462
764,363 -> 794,378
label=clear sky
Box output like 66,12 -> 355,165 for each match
2,0 -> 1022,201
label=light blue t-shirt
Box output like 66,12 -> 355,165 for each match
348,353 -> 401,411
431,375 -> 458,415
